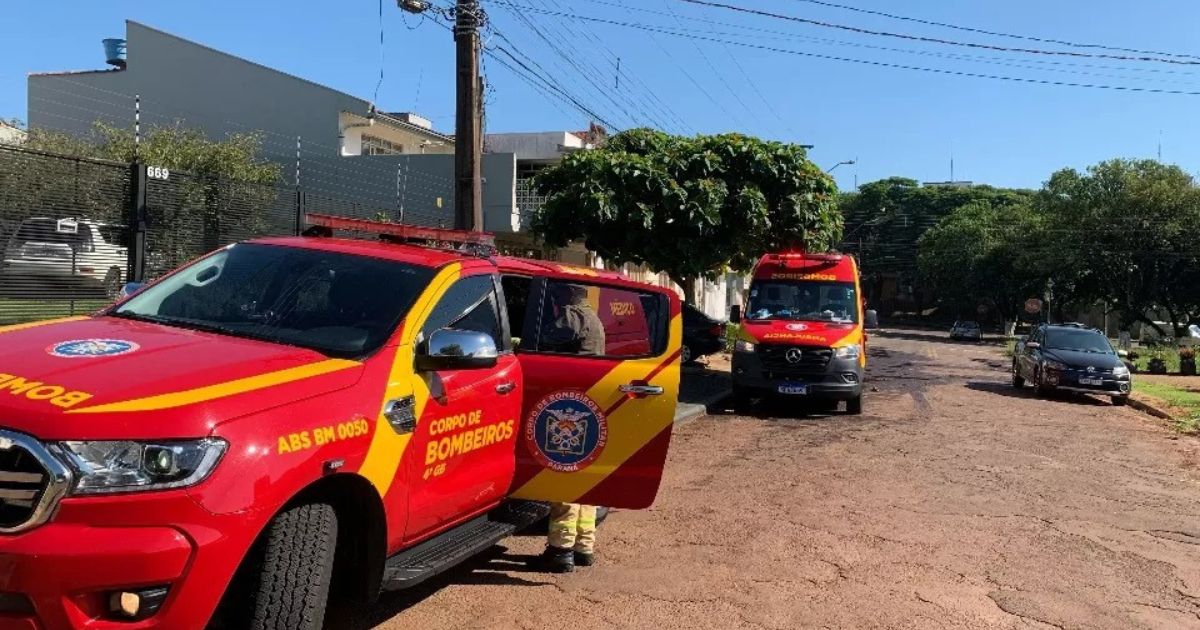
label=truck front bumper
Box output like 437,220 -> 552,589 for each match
731,349 -> 863,401
0,493 -> 264,630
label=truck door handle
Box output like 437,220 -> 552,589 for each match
383,396 -> 417,434
495,382 -> 516,394
619,383 -> 664,396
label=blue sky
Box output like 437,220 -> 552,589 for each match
2,0 -> 1198,191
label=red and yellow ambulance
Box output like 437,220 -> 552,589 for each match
0,215 -> 681,630
730,251 -> 866,413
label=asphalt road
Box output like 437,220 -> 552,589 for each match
368,330 -> 1200,629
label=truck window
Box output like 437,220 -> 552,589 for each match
535,280 -> 668,358
111,243 -> 434,358
421,274 -> 504,349
501,275 -> 533,350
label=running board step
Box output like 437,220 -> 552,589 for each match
490,499 -> 551,530
382,516 -> 515,591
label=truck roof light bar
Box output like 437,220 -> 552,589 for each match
303,213 -> 497,256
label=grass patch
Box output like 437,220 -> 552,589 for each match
1003,339 -> 1016,358
1134,381 -> 1200,433
1132,350 -> 1182,374
0,298 -> 108,325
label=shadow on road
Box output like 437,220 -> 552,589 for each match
874,328 -> 1003,348
365,545 -> 553,628
965,380 -> 1111,406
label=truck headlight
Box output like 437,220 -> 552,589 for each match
52,439 -> 227,495
833,345 -> 860,359
734,340 -> 756,352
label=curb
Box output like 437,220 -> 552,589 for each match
674,388 -> 732,424
1128,395 -> 1174,421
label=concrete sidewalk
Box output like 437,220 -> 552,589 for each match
675,354 -> 732,423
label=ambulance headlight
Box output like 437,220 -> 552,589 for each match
734,340 -> 756,353
52,439 -> 227,494
833,345 -> 860,359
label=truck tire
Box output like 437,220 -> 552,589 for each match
846,395 -> 863,415
246,502 -> 339,630
1012,363 -> 1025,388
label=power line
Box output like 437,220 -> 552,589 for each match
488,44 -> 621,129
657,0 -> 757,130
490,3 -> 654,128
787,0 -> 1200,63
676,0 -> 1200,66
536,0 -> 694,133
485,5 -> 1200,96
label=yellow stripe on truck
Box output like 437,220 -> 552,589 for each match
358,263 -> 462,497
68,359 -> 361,414
0,316 -> 88,336
513,312 -> 682,501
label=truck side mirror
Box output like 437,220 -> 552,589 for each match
415,329 -> 499,371
729,304 -> 741,324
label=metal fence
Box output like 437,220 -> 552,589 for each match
0,144 -> 402,325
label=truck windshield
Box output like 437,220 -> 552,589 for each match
746,281 -> 858,324
111,243 -> 434,358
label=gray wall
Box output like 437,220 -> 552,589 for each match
28,21 -> 516,229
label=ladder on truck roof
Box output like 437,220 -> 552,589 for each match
302,213 -> 497,257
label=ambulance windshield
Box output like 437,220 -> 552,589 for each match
111,243 -> 434,358
746,281 -> 858,324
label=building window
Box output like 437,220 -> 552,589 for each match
362,135 -> 404,155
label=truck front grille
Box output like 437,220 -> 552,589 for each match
0,431 -> 71,534
758,344 -> 833,378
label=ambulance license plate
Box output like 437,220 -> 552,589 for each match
777,383 -> 807,395
1079,377 -> 1103,386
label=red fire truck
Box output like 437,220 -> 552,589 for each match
0,215 -> 681,630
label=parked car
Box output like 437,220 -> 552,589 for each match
1012,323 -> 1131,405
682,303 -> 726,364
0,217 -> 126,298
950,320 -> 982,341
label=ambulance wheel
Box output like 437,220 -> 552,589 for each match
235,502 -> 339,630
681,344 -> 694,364
730,386 -> 751,412
596,506 -> 610,525
846,395 -> 863,415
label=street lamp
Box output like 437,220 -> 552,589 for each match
828,159 -> 856,173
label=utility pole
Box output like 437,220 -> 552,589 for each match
454,0 -> 484,231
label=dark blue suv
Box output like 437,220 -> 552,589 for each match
1013,324 -> 1132,405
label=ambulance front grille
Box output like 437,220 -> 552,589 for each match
0,430 -> 71,534
757,344 -> 833,377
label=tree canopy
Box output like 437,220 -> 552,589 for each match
532,129 -> 840,295
908,158 -> 1200,333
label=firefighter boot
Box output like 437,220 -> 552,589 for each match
574,551 -> 595,567
538,546 -> 575,573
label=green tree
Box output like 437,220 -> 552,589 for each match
917,201 -> 1045,322
1036,159 -> 1200,335
532,129 -> 840,300
840,178 -> 1034,313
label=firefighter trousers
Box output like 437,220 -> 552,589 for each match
548,503 -> 597,554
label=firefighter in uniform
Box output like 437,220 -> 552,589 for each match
539,283 -> 605,572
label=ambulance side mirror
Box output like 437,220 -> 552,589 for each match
729,305 -> 741,324
416,328 -> 499,372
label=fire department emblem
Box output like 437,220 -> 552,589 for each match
524,390 -> 608,473
785,323 -> 809,331
48,339 -> 140,358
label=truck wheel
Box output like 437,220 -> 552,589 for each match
1112,396 -> 1128,406
245,502 -> 339,630
846,395 -> 863,415
1012,363 -> 1025,388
